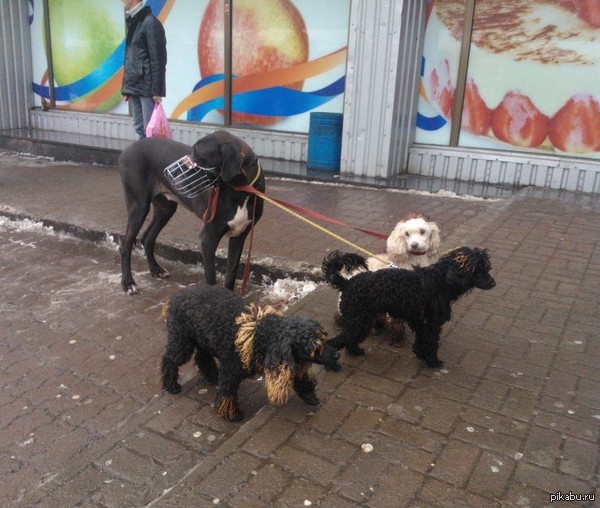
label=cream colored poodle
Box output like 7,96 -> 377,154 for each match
368,214 -> 441,270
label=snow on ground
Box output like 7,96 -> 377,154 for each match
256,276 -> 320,311
0,216 -> 54,235
271,176 -> 504,202
0,215 -> 320,309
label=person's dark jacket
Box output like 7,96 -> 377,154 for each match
122,6 -> 167,97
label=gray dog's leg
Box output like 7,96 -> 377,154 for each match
141,194 -> 178,278
121,198 -> 151,294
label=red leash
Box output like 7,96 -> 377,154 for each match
232,184 -> 389,240
230,181 -> 390,295
239,195 -> 258,295
203,187 -> 220,223
234,185 -> 389,240
202,185 -> 256,294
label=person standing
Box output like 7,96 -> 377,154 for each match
121,0 -> 167,139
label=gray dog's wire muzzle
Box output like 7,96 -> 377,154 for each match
163,155 -> 221,198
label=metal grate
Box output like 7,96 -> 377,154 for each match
163,155 -> 220,198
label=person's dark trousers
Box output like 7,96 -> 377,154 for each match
130,95 -> 156,139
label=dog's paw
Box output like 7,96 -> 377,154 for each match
302,394 -> 320,406
150,267 -> 170,279
424,358 -> 444,369
388,334 -> 406,347
223,411 -> 244,422
124,284 -> 138,295
216,396 -> 243,421
326,337 -> 345,350
122,275 -> 138,295
163,383 -> 182,394
202,374 -> 218,385
325,362 -> 342,372
347,345 -> 366,356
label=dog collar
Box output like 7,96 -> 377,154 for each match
249,160 -> 262,187
241,159 -> 262,187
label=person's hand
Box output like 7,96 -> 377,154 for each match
122,95 -> 129,102
153,96 -> 162,104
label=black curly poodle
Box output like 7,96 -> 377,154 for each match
322,247 -> 496,368
161,284 -> 340,421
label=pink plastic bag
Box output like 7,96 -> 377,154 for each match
145,103 -> 173,139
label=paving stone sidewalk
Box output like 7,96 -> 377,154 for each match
1,150 -> 599,507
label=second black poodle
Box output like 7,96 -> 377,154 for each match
161,284 -> 340,421
322,247 -> 495,368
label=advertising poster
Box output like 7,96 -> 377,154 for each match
29,0 -> 48,110
415,0 -> 462,147
29,0 -> 350,134
416,0 -> 600,159
31,0 -> 128,114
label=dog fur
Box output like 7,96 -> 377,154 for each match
322,247 -> 496,368
118,130 -> 265,294
368,213 -> 441,270
337,214 -> 442,344
161,284 -> 340,421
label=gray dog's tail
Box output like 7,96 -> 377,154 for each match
321,250 -> 368,291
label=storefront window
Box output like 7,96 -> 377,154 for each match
415,0 -> 464,146
30,0 -> 128,114
416,0 -> 600,159
30,1 -> 47,108
29,0 -> 350,134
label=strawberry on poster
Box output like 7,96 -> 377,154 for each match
417,0 -> 600,158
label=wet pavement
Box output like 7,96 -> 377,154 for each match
1,149 -> 599,507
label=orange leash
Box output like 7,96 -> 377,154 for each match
232,176 -> 390,294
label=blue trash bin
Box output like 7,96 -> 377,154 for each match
307,112 -> 343,171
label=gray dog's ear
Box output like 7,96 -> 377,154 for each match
220,142 -> 244,182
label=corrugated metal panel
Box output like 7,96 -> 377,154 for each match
0,0 -> 33,130
408,146 -> 600,194
341,0 -> 406,179
389,0 -> 426,176
28,109 -> 308,161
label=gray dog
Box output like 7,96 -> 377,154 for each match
118,130 -> 265,294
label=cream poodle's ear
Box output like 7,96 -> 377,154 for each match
386,221 -> 409,259
428,222 -> 441,256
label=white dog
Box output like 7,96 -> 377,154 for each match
368,214 -> 441,270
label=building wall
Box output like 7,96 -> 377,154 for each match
389,0 -> 426,179
328,0 -> 428,181
0,0 -> 33,131
3,0 -> 599,193
408,146 -> 600,194
340,0 -> 410,179
4,0 -> 414,177
24,0 -> 409,177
